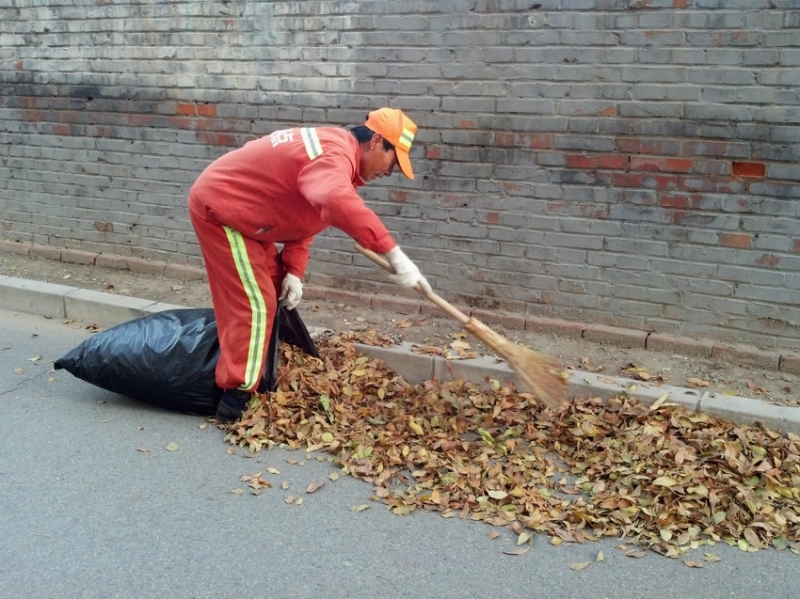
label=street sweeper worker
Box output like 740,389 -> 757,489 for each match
188,108 -> 431,423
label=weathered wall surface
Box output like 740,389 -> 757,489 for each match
1,1 -> 799,348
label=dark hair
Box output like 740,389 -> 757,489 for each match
351,125 -> 395,151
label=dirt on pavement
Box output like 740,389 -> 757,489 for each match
1,249 -> 798,408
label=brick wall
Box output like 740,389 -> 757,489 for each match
1,1 -> 799,349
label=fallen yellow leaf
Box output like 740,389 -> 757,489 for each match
408,418 -> 424,436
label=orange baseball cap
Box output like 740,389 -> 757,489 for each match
364,108 -> 417,180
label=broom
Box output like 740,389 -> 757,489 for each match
354,243 -> 570,409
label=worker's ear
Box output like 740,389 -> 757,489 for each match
370,133 -> 384,149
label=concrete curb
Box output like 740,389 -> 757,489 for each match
2,275 -> 799,436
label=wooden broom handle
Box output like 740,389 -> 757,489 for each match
354,243 -> 470,325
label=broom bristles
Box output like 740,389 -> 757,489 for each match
464,318 -> 569,409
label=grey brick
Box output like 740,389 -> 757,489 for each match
741,215 -> 800,235
740,252 -> 800,274
495,98 -> 554,115
543,232 -> 604,251
735,285 -> 796,304
441,97 -> 496,113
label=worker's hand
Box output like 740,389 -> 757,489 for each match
384,246 -> 432,294
279,273 -> 303,310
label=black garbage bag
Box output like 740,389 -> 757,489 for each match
54,307 -> 318,416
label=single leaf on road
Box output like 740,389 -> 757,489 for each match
503,547 -> 530,556
306,481 -> 324,494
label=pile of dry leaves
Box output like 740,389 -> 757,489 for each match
225,335 -> 800,558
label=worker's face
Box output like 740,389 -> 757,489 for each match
359,134 -> 398,181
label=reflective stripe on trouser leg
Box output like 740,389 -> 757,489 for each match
223,226 -> 269,392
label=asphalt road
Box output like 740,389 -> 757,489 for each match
0,307 -> 797,599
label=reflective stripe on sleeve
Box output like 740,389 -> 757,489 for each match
300,127 -> 323,160
223,226 -> 268,392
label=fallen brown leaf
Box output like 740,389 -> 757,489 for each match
686,377 -> 710,388
306,481 -> 324,494
747,380 -> 769,395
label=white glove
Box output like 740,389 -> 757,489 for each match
384,246 -> 432,294
279,273 -> 303,310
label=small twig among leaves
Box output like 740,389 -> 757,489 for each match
376,575 -> 400,591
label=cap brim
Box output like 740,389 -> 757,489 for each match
396,149 -> 414,180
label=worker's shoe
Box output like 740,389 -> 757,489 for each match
215,388 -> 252,423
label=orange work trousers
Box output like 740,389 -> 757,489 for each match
189,198 -> 284,393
